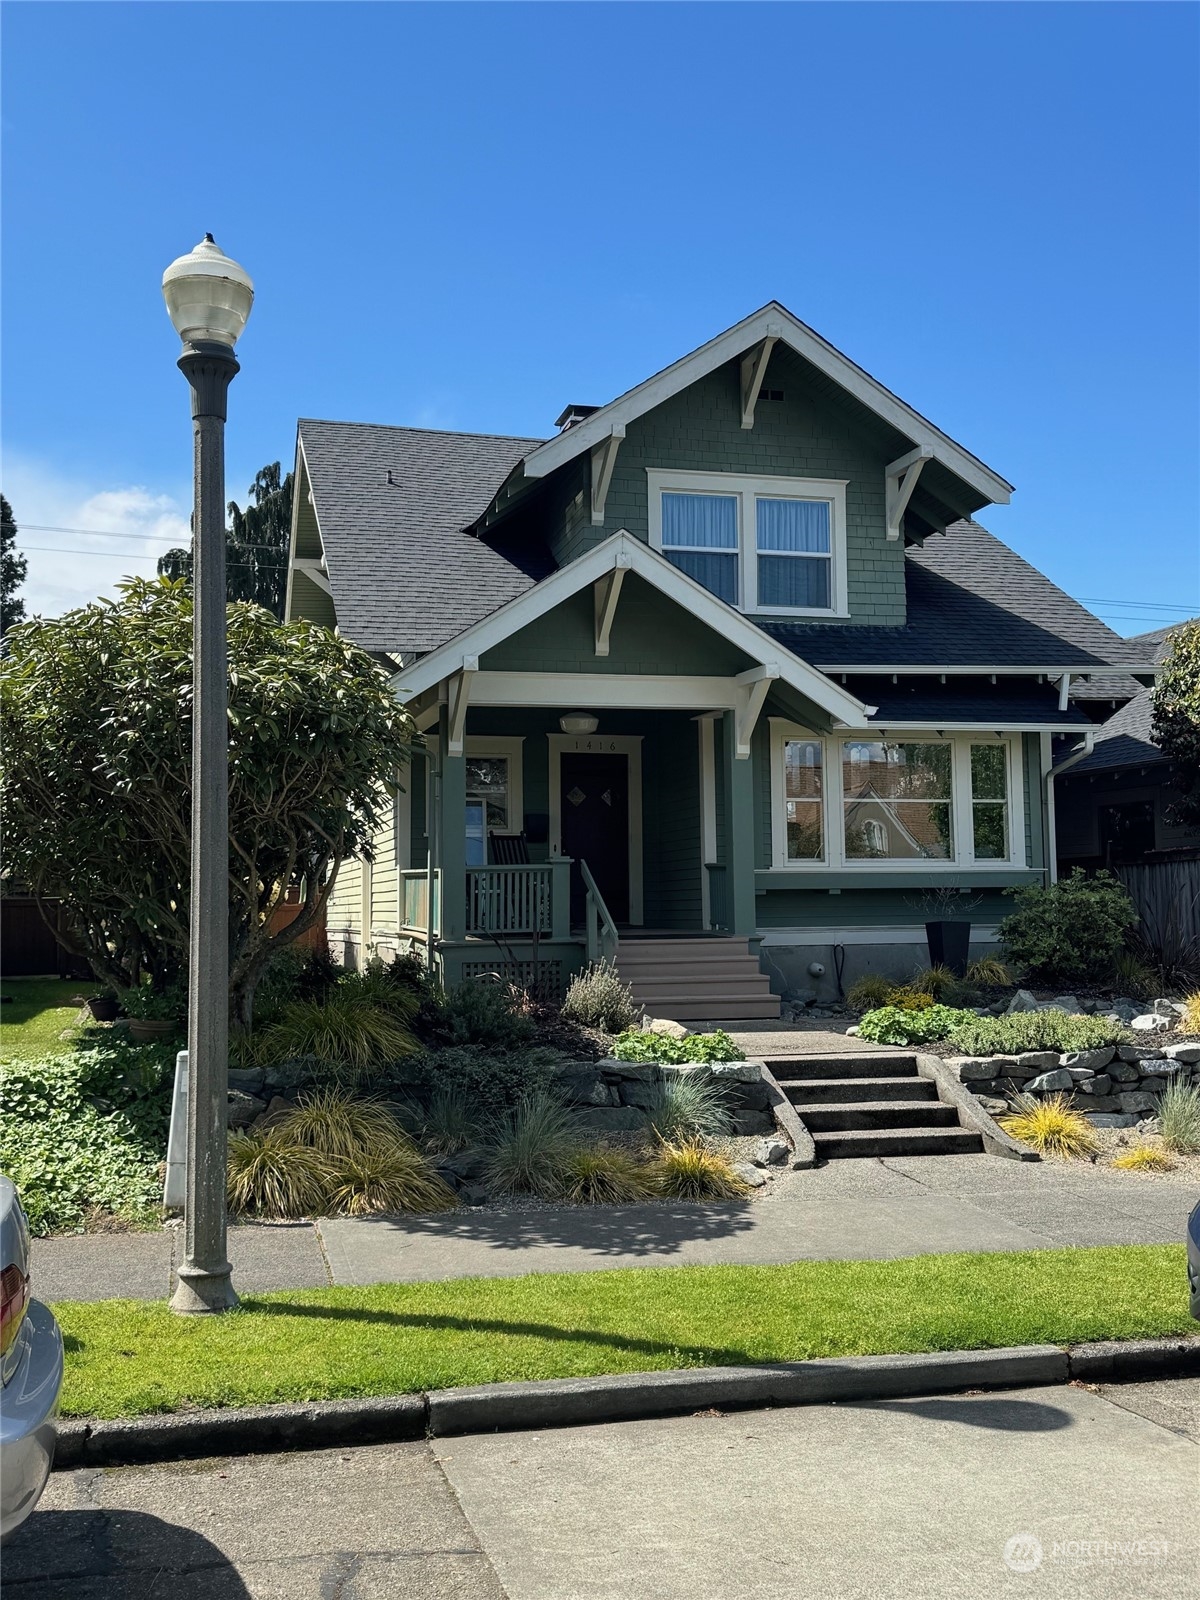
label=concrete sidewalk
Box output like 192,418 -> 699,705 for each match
35,1153 -> 1198,1304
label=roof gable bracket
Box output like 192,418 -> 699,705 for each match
593,553 -> 631,657
293,557 -> 333,597
886,445 -> 934,541
590,426 -> 626,526
733,664 -> 779,758
447,657 -> 478,756
739,329 -> 781,429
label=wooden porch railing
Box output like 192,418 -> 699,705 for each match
580,858 -> 619,964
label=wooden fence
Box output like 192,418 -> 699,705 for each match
1115,857 -> 1200,951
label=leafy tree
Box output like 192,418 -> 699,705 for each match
158,461 -> 293,619
1,494 -> 28,635
1151,620 -> 1200,828
1,578 -> 415,1026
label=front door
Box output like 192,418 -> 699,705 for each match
560,752 -> 630,924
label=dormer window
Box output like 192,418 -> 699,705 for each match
648,469 -> 847,616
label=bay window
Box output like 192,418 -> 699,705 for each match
649,469 -> 847,616
773,725 -> 1020,869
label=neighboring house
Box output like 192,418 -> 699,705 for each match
284,303 -> 1154,1016
1056,624 -> 1200,870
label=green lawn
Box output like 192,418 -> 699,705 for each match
55,1244 -> 1193,1420
0,978 -> 87,1061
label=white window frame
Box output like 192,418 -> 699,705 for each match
647,468 -> 849,618
768,721 -> 1025,872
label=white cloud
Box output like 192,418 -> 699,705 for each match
3,452 -> 192,619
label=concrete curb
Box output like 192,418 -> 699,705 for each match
916,1052 -> 1039,1161
759,1062 -> 816,1168
52,1336 -> 1200,1469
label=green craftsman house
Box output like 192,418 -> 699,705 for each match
284,304 -> 1154,1020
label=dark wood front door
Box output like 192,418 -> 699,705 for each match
560,753 -> 630,924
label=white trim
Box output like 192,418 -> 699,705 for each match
593,559 -> 628,657
520,302 -> 1013,506
292,557 -> 333,596
740,332 -> 780,429
548,732 -> 643,924
590,427 -> 625,525
817,663 -> 1159,676
699,717 -> 717,927
647,467 -> 849,618
768,720 -> 1026,874
758,925 -> 1001,947
464,736 -> 525,838
446,660 -> 477,756
391,530 -> 869,727
360,858 -> 373,957
885,446 -> 932,541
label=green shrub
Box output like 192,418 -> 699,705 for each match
857,1005 -> 975,1047
611,1029 -> 741,1065
412,1086 -> 481,1155
560,961 -> 638,1033
227,1128 -> 334,1219
650,1138 -> 750,1200
1109,951 -> 1156,1001
339,961 -> 424,1018
948,1009 -> 1126,1057
294,947 -> 342,1003
1158,1080 -> 1200,1155
118,979 -> 185,1022
888,986 -> 937,1012
641,1069 -> 733,1141
561,1146 -> 655,1204
424,979 -> 538,1051
401,1044 -> 563,1114
997,869 -> 1139,987
846,974 -> 894,1013
482,1092 -> 581,1198
255,992 -> 419,1080
0,1045 -> 173,1234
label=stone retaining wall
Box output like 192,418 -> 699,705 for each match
949,1042 -> 1200,1125
552,1059 -> 775,1137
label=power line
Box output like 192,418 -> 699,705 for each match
18,523 -> 287,553
20,543 -> 286,569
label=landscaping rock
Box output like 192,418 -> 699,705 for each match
1131,1014 -> 1171,1033
951,1058 -> 995,1082
1016,1051 -> 1059,1071
1139,1077 -> 1169,1095
1083,1113 -> 1138,1129
974,1095 -> 1008,1116
577,1106 -> 647,1133
226,1091 -> 266,1129
1153,998 -> 1182,1018
1064,1067 -> 1096,1082
986,1055 -> 1021,1073
1107,1059 -> 1141,1082
730,1110 -> 773,1136
1076,1075 -> 1112,1096
1116,1092 -> 1159,1115
1059,1047 -> 1116,1072
459,1183 -> 491,1206
617,1078 -> 660,1110
1006,989 -> 1039,1014
643,1017 -> 689,1040
554,1066 -> 612,1106
1045,995 -> 1083,1015
1026,1069 -> 1074,1093
844,1025 -> 861,1037
733,1162 -> 767,1189
708,1061 -> 764,1083
598,1058 -> 655,1081
441,1146 -> 489,1182
1067,1094 -> 1125,1112
1118,1044 -> 1168,1062
255,1095 -> 297,1127
227,1068 -> 266,1096
1164,1043 -> 1200,1063
751,1136 -> 790,1168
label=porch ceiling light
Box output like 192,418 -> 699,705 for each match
162,234 -> 254,347
560,713 -> 599,735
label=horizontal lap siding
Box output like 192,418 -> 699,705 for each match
370,795 -> 398,941
756,887 -> 1017,930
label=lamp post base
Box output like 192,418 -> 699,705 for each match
170,1261 -> 239,1315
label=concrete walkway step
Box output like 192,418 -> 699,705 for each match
811,1126 -> 985,1159
797,1102 -> 961,1132
771,1055 -> 919,1081
782,1076 -> 937,1105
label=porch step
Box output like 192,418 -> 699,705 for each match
767,1047 -> 983,1159
615,936 -> 780,1022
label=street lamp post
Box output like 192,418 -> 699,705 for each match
162,235 -> 254,1315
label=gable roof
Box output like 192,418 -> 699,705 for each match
296,418 -> 549,654
762,522 -> 1153,672
1072,622 -> 1191,706
520,301 -> 1014,510
1066,687 -> 1162,774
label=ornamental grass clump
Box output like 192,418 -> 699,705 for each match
226,1127 -> 334,1219
561,1146 -> 655,1205
414,1086 -> 481,1155
846,973 -> 894,1013
964,956 -> 1014,989
255,991 -> 419,1082
998,1092 -> 1100,1160
482,1091 -> 582,1198
1111,1144 -> 1175,1173
280,1089 -> 407,1162
1157,1080 -> 1200,1155
642,1069 -> 733,1142
560,960 -> 638,1033
1180,992 -> 1200,1037
651,1138 -> 750,1201
326,1145 -> 457,1216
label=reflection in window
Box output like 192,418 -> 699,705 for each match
842,742 -> 953,860
970,744 -> 1009,860
783,740 -> 824,860
465,756 -> 509,867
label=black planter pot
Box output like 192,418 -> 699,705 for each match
925,919 -> 971,977
86,995 -> 120,1022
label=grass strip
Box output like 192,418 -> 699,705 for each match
53,1244 -> 1192,1420
1,978 -> 85,1061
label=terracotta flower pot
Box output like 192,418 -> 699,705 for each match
128,1018 -> 177,1043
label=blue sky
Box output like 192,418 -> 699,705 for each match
3,1 -> 1197,629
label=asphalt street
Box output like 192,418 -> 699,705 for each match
6,1378 -> 1198,1599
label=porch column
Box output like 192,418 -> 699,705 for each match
720,710 -> 757,937
437,704 -> 467,943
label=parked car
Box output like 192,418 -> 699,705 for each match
0,1176 -> 63,1542
1189,1200 -> 1200,1322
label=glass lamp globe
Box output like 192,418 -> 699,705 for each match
162,234 -> 254,348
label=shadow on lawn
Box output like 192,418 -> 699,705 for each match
244,1299 -> 753,1365
318,1199 -> 758,1259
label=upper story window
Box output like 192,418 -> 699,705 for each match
648,469 -> 848,616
